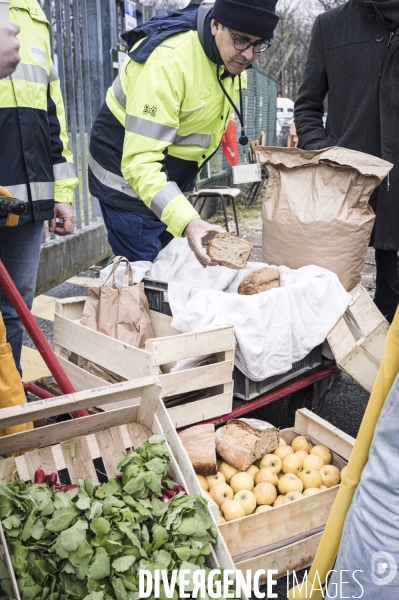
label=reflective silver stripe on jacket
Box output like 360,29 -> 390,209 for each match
126,115 -> 177,143
11,62 -> 48,86
151,182 -> 181,218
49,64 -> 59,83
88,153 -> 138,198
175,133 -> 211,149
53,162 -> 77,180
30,182 -> 55,201
2,184 -> 29,202
113,75 -> 126,110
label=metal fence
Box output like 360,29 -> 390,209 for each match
40,0 -> 277,235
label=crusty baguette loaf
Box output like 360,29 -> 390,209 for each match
215,418 -> 279,471
179,424 -> 217,476
238,267 -> 280,295
206,232 -> 253,269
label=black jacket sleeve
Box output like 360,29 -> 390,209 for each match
294,15 -> 328,150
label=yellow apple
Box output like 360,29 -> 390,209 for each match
278,473 -> 303,494
274,445 -> 294,461
230,472 -> 254,493
273,495 -> 286,507
246,464 -> 259,479
310,445 -> 332,465
320,465 -> 340,488
196,474 -> 209,491
340,465 -> 348,481
283,491 -> 303,503
291,435 -> 312,454
298,469 -> 323,489
320,485 -> 328,490
278,437 -> 287,446
221,499 -> 245,521
255,504 -> 274,513
303,454 -> 324,471
254,467 -> 278,487
234,490 -> 257,515
253,482 -> 277,505
209,483 -> 234,506
206,472 -> 226,489
218,515 -> 226,524
295,450 -> 309,462
282,454 -> 303,475
303,488 -> 323,497
259,454 -> 282,474
218,461 -> 239,483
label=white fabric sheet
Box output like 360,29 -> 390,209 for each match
99,238 -> 351,381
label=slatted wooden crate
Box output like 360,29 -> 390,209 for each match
218,409 -> 355,585
0,377 -> 246,600
53,297 -> 235,428
327,284 -> 389,392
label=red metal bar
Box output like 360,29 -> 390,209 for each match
23,381 -> 55,400
178,364 -> 340,431
0,259 -> 88,417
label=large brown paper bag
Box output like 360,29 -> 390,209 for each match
80,256 -> 155,348
257,147 -> 392,291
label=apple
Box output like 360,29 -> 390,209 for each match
303,488 -> 323,497
273,495 -> 286,507
278,437 -> 287,446
291,435 -> 312,454
230,472 -> 254,493
278,473 -> 303,494
218,516 -> 226,524
340,466 -> 347,481
234,490 -> 257,515
283,491 -> 303,503
303,454 -> 324,471
282,454 -> 303,475
218,461 -> 239,483
259,454 -> 282,474
320,485 -> 328,490
274,445 -> 294,461
255,504 -> 273,513
320,465 -> 340,488
206,472 -> 226,489
196,475 -> 209,491
246,464 -> 259,479
295,450 -> 309,462
209,483 -> 234,506
310,445 -> 332,465
255,467 -> 278,487
203,491 -> 213,501
298,469 -> 322,489
221,499 -> 245,521
253,482 -> 277,506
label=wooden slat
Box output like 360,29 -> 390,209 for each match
294,409 -> 354,461
95,429 -> 125,478
235,531 -> 323,584
167,392 -> 232,428
0,457 -> 18,484
56,354 -> 105,391
52,445 -> 67,471
137,383 -> 162,429
24,447 -> 57,479
347,284 -> 388,337
327,316 -> 356,363
55,297 -> 86,320
0,377 -> 158,429
60,436 -> 98,483
159,361 -> 233,396
125,422 -> 153,448
149,311 -> 181,337
14,455 -> 31,483
145,325 -> 235,366
54,313 -> 151,379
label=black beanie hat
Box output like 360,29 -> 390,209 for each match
212,0 -> 279,40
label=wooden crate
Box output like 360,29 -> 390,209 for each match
0,377 -> 246,600
327,284 -> 389,392
218,409 -> 355,584
53,297 -> 235,428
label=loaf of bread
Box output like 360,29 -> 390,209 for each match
206,232 -> 253,269
179,424 -> 217,476
215,418 -> 279,471
238,267 -> 280,295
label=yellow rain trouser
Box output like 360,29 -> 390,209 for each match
0,312 -> 33,450
288,308 -> 399,599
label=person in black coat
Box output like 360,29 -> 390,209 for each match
294,0 -> 399,323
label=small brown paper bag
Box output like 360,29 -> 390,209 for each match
80,256 -> 155,349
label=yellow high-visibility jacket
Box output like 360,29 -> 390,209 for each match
0,0 -> 78,227
89,15 -> 246,238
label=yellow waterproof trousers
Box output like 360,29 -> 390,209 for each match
288,309 -> 399,599
0,312 -> 33,445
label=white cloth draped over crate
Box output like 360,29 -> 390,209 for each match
99,238 -> 351,381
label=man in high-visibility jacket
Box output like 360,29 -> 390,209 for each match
0,0 -> 78,376
89,0 -> 279,267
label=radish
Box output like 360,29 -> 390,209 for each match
48,472 -> 58,485
160,494 -> 169,503
34,469 -> 45,484
175,485 -> 186,494
164,488 -> 176,498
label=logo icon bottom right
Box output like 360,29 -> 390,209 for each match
371,551 -> 397,586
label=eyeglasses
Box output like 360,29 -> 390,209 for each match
227,28 -> 272,53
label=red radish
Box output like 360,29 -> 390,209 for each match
113,476 -> 122,481
34,469 -> 45,484
160,494 -> 169,503
175,485 -> 186,494
48,472 -> 58,485
59,484 -> 79,492
165,475 -> 173,480
165,489 -> 176,498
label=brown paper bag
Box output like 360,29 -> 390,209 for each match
80,256 -> 155,349
257,147 -> 392,291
